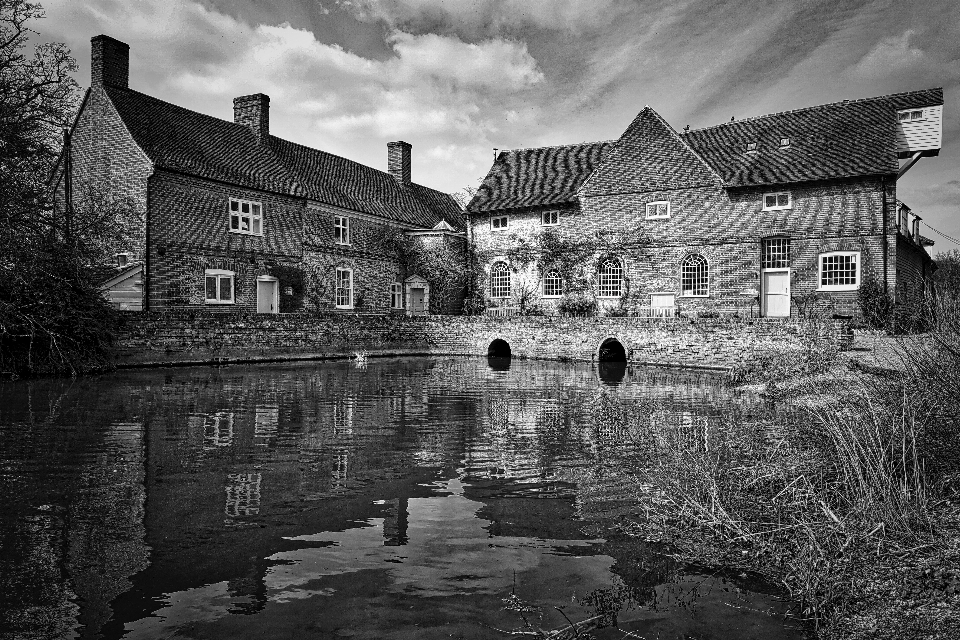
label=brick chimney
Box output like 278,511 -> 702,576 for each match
913,215 -> 922,244
388,141 -> 412,185
91,35 -> 129,88
234,94 -> 270,143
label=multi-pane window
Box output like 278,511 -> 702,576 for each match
491,216 -> 509,230
819,252 -> 860,291
229,198 -> 263,235
761,238 -> 791,269
646,201 -> 670,219
335,216 -> 350,244
542,270 -> 563,297
680,254 -> 709,297
390,282 -> 403,309
204,269 -> 234,304
490,261 -> 511,298
597,258 -> 623,298
898,109 -> 924,122
763,191 -> 791,210
542,210 -> 559,226
335,267 -> 353,308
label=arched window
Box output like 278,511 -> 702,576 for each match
542,270 -> 563,297
597,258 -> 623,298
490,261 -> 511,298
680,254 -> 709,297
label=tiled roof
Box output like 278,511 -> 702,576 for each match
270,136 -> 464,229
105,86 -> 301,195
581,107 -> 720,197
466,141 -> 613,213
682,89 -> 943,187
105,86 -> 463,229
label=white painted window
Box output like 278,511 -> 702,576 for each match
390,282 -> 403,309
491,216 -> 509,231
745,142 -> 758,152
542,270 -> 563,297
335,267 -> 353,308
680,254 -> 709,297
490,261 -> 511,298
762,191 -> 791,211
229,198 -> 263,235
761,238 -> 791,269
818,251 -> 860,291
335,216 -> 350,244
645,201 -> 670,219
597,258 -> 623,298
779,137 -> 791,147
204,269 -> 234,304
541,210 -> 559,226
651,293 -> 675,308
898,109 -> 925,122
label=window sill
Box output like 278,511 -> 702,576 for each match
541,295 -> 561,299
645,216 -> 670,220
335,241 -> 352,246
679,294 -> 709,298
229,230 -> 263,237
817,286 -> 859,292
205,300 -> 235,305
761,206 -> 792,212
541,223 -> 559,227
597,295 -> 622,299
335,305 -> 355,310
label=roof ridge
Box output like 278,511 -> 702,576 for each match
684,88 -> 944,134
498,140 -> 616,154
107,85 -> 254,136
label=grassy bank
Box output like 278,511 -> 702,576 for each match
585,301 -> 960,639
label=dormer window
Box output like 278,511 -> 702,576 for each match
116,252 -> 130,267
763,191 -> 792,211
898,109 -> 925,122
745,142 -> 758,152
779,137 -> 791,147
645,201 -> 670,219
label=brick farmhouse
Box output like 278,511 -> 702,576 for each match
52,35 -> 465,314
467,90 -> 943,320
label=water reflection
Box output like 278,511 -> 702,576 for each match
486,355 -> 511,371
0,358 -> 800,640
598,361 -> 627,385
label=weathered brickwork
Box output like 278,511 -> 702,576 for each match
112,312 -> 851,370
471,177 -> 905,318
147,170 -> 305,311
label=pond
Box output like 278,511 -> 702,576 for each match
0,357 -> 804,640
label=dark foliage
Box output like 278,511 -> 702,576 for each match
857,275 -> 892,330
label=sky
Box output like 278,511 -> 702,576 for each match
33,0 -> 960,249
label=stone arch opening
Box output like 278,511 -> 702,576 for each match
598,338 -> 627,362
487,339 -> 512,358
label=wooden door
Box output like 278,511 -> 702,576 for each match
257,280 -> 278,314
761,270 -> 790,317
411,288 -> 426,314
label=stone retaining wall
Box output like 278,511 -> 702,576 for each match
112,312 -> 852,370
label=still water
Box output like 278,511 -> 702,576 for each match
0,358 -> 804,639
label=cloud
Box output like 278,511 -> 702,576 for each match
338,0 -> 626,36
851,30 -> 925,80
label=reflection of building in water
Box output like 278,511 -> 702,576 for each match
382,497 -> 409,546
332,398 -> 354,435
253,406 -> 278,446
224,472 -> 262,517
649,410 -> 710,452
194,412 -> 234,450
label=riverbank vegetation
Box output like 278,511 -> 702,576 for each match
584,294 -> 960,639
0,1 -> 119,377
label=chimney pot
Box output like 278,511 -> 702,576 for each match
91,35 -> 130,88
388,141 -> 412,185
234,94 -> 270,143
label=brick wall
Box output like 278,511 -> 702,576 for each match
111,312 -> 851,370
470,177 -> 901,318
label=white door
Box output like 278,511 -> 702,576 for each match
257,279 -> 278,314
762,270 -> 790,317
411,288 -> 426,314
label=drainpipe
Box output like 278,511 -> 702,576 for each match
881,176 -> 888,295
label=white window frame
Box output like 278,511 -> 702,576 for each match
204,269 -> 235,305
818,251 -> 861,292
335,267 -> 354,309
778,137 -> 791,148
762,191 -> 792,211
491,216 -> 509,231
390,282 -> 403,309
229,198 -> 263,236
490,261 -> 511,298
542,270 -> 563,298
897,109 -> 925,122
334,216 -> 351,245
541,210 -> 559,226
680,254 -> 709,298
645,201 -> 671,220
745,142 -> 758,153
596,258 -> 623,298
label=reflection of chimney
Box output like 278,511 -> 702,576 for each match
91,35 -> 129,88
234,94 -> 270,143
388,141 -> 412,185
913,215 -> 922,244
382,497 -> 409,546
